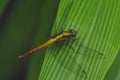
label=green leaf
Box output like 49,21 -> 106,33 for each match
104,50 -> 120,80
1,0 -> 119,80
38,0 -> 120,80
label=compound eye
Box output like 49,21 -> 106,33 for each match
70,30 -> 76,37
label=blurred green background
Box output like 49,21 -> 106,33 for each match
0,0 -> 59,80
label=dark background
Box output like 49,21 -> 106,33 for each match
0,0 -> 59,80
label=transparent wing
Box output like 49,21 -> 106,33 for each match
53,44 -> 104,80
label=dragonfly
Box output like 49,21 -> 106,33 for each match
19,0 -> 74,59
19,1 -> 103,80
19,30 -> 76,59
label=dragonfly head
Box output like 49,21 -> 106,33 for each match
69,29 -> 76,37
